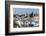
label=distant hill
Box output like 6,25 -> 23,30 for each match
13,12 -> 39,17
13,15 -> 16,17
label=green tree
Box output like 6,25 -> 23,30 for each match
29,12 -> 33,17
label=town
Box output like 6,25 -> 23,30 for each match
13,12 -> 39,28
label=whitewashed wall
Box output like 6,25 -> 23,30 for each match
0,0 -> 46,36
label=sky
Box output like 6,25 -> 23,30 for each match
13,8 -> 39,15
